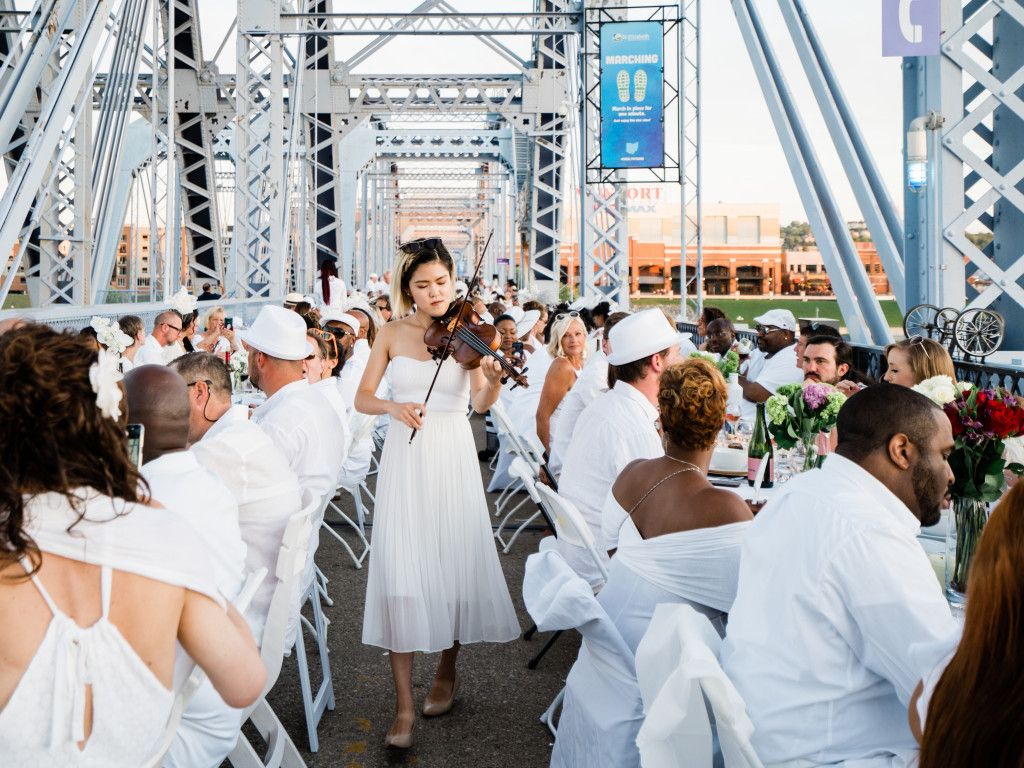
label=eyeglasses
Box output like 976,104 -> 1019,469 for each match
756,324 -> 784,334
163,322 -> 183,333
186,379 -> 213,390
398,237 -> 443,254
308,329 -> 339,359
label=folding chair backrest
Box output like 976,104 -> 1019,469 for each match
635,604 -> 764,768
260,500 -> 315,695
535,484 -> 609,582
509,456 -> 543,505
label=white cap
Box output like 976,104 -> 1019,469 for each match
516,309 -> 541,340
753,308 -> 797,333
237,305 -> 315,360
320,310 -> 360,334
606,309 -> 679,365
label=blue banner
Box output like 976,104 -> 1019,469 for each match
600,21 -> 664,169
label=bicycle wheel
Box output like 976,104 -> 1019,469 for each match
903,303 -> 942,340
954,308 -> 1004,358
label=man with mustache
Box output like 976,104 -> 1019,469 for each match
722,384 -> 958,768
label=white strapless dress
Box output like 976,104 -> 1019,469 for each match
362,356 -> 521,653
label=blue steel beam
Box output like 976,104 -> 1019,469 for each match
777,0 -> 906,308
730,0 -> 892,345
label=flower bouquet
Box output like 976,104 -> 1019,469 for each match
765,382 -> 846,472
913,375 -> 1024,599
689,349 -> 741,378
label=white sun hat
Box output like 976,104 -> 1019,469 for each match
516,309 -> 541,340
606,308 -> 680,365
320,310 -> 360,334
237,305 -> 314,360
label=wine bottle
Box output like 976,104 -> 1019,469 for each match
747,402 -> 775,488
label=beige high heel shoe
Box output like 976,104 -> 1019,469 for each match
422,677 -> 460,717
384,714 -> 415,749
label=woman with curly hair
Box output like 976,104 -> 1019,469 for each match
600,357 -> 753,644
0,324 -> 265,765
549,359 -> 753,768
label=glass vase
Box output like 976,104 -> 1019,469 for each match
789,434 -> 818,474
944,496 -> 988,604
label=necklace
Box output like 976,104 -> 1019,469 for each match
663,452 -> 702,473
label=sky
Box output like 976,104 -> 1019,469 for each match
195,1 -> 904,225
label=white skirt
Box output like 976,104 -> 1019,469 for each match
362,410 -> 521,653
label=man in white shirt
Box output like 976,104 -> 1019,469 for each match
738,308 -> 803,421
123,364 -> 249,768
133,310 -> 183,366
169,351 -> 302,641
721,384 -> 958,767
558,309 -> 680,585
241,305 -> 349,504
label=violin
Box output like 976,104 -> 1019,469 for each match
423,301 -> 529,389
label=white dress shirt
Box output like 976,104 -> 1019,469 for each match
558,381 -> 664,584
142,451 -> 247,602
550,351 -> 609,476
338,338 -> 370,407
133,334 -> 166,366
251,378 -> 349,503
190,404 -> 302,639
740,341 -> 803,421
720,454 -> 958,767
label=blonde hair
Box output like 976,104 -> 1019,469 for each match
546,314 -> 589,362
884,337 -> 956,384
202,305 -> 225,331
390,239 -> 455,318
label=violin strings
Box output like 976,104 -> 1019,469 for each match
452,327 -> 522,377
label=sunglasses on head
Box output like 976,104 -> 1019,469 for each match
308,329 -> 338,359
555,311 -> 581,321
399,237 -> 443,255
906,334 -> 933,361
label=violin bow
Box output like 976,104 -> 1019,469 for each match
409,232 -> 494,444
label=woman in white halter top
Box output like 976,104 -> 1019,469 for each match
536,312 -> 589,474
355,239 -> 520,750
0,324 -> 266,767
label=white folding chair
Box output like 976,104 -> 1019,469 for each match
321,413 -> 377,570
496,456 -> 550,553
229,501 -> 314,768
291,492 -> 336,752
635,604 -> 763,768
530,484 -> 611,735
489,401 -> 543,526
535,483 -> 609,584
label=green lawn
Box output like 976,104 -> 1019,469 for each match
2,293 -> 29,310
631,296 -> 904,329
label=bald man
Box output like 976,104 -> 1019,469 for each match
134,310 -> 183,366
124,364 -> 250,768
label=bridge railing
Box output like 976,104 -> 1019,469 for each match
0,298 -> 277,334
678,323 -> 1024,397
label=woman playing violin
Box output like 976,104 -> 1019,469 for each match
354,238 -> 520,750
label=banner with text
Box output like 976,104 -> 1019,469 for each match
600,21 -> 665,169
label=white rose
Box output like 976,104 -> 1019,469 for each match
913,375 -> 957,405
169,287 -> 198,316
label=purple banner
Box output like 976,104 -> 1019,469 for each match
882,0 -> 941,57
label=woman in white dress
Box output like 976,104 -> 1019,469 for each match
355,238 -> 520,749
536,311 -> 588,470
0,323 -> 265,766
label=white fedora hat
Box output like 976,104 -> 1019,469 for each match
606,308 -> 679,365
320,310 -> 360,334
237,305 -> 314,361
516,309 -> 540,339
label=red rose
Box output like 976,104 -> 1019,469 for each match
945,403 -> 965,438
983,399 -> 1018,438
